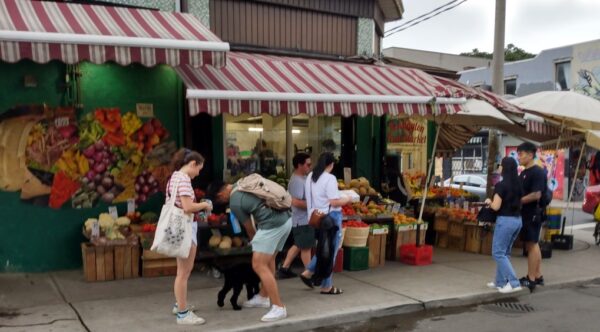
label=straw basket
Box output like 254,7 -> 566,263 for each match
343,227 -> 370,247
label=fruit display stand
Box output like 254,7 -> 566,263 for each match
141,249 -> 177,277
81,242 -> 140,282
367,225 -> 389,268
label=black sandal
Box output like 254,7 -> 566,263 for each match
320,287 -> 343,295
300,275 -> 314,289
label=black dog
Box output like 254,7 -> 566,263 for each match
217,263 -> 260,310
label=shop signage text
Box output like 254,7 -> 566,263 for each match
387,118 -> 426,144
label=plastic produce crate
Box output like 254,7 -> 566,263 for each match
399,244 -> 433,266
343,246 -> 369,271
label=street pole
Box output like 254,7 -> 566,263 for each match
487,0 -> 506,197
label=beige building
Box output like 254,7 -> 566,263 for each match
382,47 -> 491,74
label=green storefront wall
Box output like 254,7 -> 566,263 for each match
0,60 -> 183,272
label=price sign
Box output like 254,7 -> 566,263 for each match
463,201 -> 469,211
108,206 -> 118,220
54,117 -> 69,127
362,196 -> 370,205
91,220 -> 100,238
136,103 -> 154,118
210,229 -> 222,237
127,199 -> 136,214
343,168 -> 352,186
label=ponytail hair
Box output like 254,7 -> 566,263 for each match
312,152 -> 336,183
171,148 -> 204,171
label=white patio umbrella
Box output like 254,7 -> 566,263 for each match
511,91 -> 600,130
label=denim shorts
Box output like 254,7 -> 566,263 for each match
251,218 -> 292,254
192,222 -> 198,246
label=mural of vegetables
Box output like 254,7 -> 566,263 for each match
1,105 -> 175,209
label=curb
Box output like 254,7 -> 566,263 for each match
223,276 -> 600,332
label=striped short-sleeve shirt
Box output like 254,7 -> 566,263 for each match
166,171 -> 195,208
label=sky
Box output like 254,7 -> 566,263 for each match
382,0 -> 600,55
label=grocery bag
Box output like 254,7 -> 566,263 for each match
151,178 -> 193,258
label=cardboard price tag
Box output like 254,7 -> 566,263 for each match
392,204 -> 401,214
108,206 -> 119,220
127,199 -> 136,214
362,196 -> 370,205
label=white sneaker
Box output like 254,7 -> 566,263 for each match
243,295 -> 270,308
497,283 -> 523,294
486,282 -> 499,289
261,305 -> 287,322
172,304 -> 196,315
176,311 -> 206,325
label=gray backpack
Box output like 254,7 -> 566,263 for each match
233,174 -> 292,210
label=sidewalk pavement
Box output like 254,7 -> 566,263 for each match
1,226 -> 599,332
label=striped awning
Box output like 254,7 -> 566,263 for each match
435,125 -> 480,158
176,52 -> 466,117
526,119 -> 562,136
435,77 -> 523,114
0,0 -> 229,68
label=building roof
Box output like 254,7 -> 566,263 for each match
378,0 -> 404,21
383,47 -> 491,73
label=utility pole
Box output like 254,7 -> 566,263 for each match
486,0 -> 505,196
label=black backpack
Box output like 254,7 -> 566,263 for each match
539,171 -> 553,208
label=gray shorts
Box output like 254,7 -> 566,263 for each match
251,218 -> 292,254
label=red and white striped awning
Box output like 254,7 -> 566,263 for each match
0,0 -> 228,67
434,76 -> 522,114
175,52 -> 466,117
525,119 -> 562,136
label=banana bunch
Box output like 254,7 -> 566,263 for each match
122,113 -> 142,136
55,149 -> 89,180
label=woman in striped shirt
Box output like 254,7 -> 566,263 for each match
168,148 -> 212,326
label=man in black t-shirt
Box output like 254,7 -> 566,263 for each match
517,142 -> 547,291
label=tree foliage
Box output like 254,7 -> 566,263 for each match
460,44 -> 536,62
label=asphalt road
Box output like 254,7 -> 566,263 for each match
310,281 -> 600,332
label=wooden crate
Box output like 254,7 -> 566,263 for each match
142,250 -> 177,277
448,222 -> 465,238
464,225 -> 482,254
81,243 -> 140,282
448,236 -> 465,251
480,229 -> 494,255
368,234 -> 387,268
434,217 -> 449,233
436,233 -> 448,248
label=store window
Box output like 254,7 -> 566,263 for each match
504,78 -> 517,95
291,114 -> 341,164
223,114 -> 341,181
224,114 -> 286,181
555,61 -> 572,91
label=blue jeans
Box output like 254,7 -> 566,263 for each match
492,216 -> 522,288
307,211 -> 342,289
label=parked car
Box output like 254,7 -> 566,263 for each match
442,174 -> 489,201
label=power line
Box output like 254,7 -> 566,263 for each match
385,0 -> 469,38
385,0 -> 461,35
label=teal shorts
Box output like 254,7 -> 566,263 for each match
251,218 -> 292,254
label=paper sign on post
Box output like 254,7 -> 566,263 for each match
127,199 -> 136,214
109,206 -> 118,220
343,168 -> 352,186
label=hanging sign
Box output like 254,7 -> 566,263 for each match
387,118 -> 426,144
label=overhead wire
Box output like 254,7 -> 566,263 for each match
384,0 -> 469,37
385,0 -> 461,35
